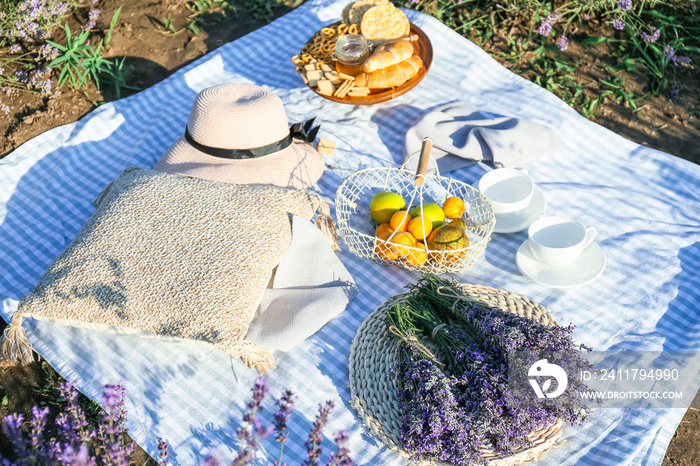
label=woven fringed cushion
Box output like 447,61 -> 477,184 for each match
4,167 -> 335,372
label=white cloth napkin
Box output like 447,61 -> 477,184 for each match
403,101 -> 560,172
245,215 -> 358,352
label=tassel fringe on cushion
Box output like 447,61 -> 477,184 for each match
1,313 -> 34,366
236,340 -> 276,374
315,200 -> 339,251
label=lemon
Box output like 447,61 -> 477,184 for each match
409,203 -> 445,229
370,192 -> 406,224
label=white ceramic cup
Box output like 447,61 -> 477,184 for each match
527,216 -> 597,267
477,168 -> 534,215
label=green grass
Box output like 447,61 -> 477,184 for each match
394,0 -> 699,119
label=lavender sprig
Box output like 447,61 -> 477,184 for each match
233,377 -> 271,466
326,430 -> 354,466
303,401 -> 334,466
273,389 -> 296,465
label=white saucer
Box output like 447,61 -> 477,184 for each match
493,185 -> 547,234
516,240 -> 606,288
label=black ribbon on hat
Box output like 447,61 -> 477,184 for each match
290,117 -> 320,143
184,118 -> 320,160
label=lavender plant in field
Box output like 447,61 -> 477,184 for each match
0,380 -> 137,465
664,45 -> 692,66
304,401 -> 334,466
537,12 -> 561,36
556,35 -> 569,51
273,389 -> 296,465
1,0 -> 70,45
612,19 -> 626,30
617,0 -> 633,11
1,376 -> 353,466
157,438 -> 170,465
639,26 -> 660,43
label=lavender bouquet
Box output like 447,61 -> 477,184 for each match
386,274 -> 595,465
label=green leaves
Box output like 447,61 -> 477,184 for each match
46,20 -> 134,98
579,37 -> 617,44
47,24 -> 96,88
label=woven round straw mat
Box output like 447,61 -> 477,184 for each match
348,283 -> 565,465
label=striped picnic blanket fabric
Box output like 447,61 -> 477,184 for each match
2,0 -> 699,463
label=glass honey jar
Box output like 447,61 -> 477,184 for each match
333,34 -> 370,77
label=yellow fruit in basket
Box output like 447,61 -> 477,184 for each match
426,222 -> 469,266
443,196 -> 465,219
407,215 -> 432,240
374,230 -> 400,260
370,192 -> 406,224
389,210 -> 412,232
375,223 -> 394,237
409,203 -> 445,229
392,231 -> 417,257
405,241 -> 428,268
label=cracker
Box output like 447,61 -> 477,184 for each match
325,72 -> 343,86
334,79 -> 355,98
317,138 -> 336,156
341,1 -> 355,25
306,69 -> 324,81
348,0 -> 389,25
317,79 -> 335,96
360,4 -> 410,44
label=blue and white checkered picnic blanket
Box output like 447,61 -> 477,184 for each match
2,0 -> 699,463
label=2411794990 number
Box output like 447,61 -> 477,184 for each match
580,368 -> 680,381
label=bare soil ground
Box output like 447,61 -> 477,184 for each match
0,0 -> 698,463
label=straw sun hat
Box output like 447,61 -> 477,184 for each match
155,84 -> 325,189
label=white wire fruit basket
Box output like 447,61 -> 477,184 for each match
335,138 -> 495,274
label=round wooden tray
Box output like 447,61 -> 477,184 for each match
302,22 -> 433,105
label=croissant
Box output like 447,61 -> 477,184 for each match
355,55 -> 423,89
362,40 -> 414,73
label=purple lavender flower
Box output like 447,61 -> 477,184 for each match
326,430 -> 354,466
617,0 -> 632,11
537,12 -> 562,36
38,43 -> 60,61
202,456 -> 222,466
2,414 -> 30,458
30,406 -> 50,456
98,383 -> 134,465
10,44 -> 22,54
157,438 -> 170,465
58,444 -> 93,466
387,274 -> 598,460
89,8 -> 100,21
232,377 -> 271,466
664,45 -> 692,66
639,26 -> 660,43
556,35 -> 569,51
304,400 -> 334,466
273,389 -> 295,453
612,19 -> 625,30
582,14 -> 591,21
392,344 -> 481,465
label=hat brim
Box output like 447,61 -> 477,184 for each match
154,136 -> 325,189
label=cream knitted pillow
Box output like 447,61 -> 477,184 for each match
2,167 -> 336,372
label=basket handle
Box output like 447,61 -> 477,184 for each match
414,137 -> 432,186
